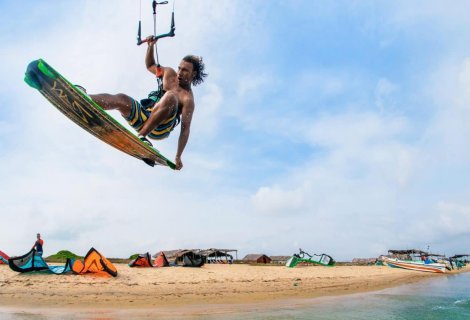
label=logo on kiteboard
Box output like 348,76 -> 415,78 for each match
50,81 -> 102,127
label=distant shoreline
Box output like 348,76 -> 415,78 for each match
0,264 -> 468,313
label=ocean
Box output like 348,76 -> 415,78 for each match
1,271 -> 469,319
221,271 -> 470,320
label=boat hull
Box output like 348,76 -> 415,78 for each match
383,258 -> 446,273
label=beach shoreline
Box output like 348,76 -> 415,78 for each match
0,264 -> 469,313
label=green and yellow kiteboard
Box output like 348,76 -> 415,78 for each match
24,59 -> 175,169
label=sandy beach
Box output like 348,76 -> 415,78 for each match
1,263 -> 468,311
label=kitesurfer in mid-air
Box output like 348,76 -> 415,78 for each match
88,36 -> 207,170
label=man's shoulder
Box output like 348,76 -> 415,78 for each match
163,66 -> 176,73
178,89 -> 194,103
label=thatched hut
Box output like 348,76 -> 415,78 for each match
199,248 -> 237,264
270,256 -> 291,265
242,254 -> 272,264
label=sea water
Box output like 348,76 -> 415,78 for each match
214,271 -> 470,320
1,272 -> 469,319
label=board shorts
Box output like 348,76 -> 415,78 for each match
125,97 -> 179,140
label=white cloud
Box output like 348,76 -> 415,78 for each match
421,56 -> 470,165
193,83 -> 223,137
438,202 -> 470,235
385,1 -> 470,31
306,112 -> 408,147
252,186 -> 305,215
457,57 -> 470,107
236,74 -> 273,97
1,1 -> 470,261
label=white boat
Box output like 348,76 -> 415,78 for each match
382,257 -> 447,273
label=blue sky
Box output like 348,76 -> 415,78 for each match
0,1 -> 469,260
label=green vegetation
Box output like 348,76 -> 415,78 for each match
109,258 -> 132,264
44,250 -> 129,264
45,250 -> 83,263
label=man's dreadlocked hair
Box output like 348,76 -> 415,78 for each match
183,55 -> 207,86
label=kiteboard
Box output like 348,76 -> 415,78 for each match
24,59 -> 175,169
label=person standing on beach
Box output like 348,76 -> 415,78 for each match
32,233 -> 44,257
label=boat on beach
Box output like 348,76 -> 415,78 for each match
382,257 -> 447,273
286,249 -> 335,268
380,249 -> 452,273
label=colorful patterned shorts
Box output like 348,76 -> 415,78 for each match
125,98 -> 178,140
